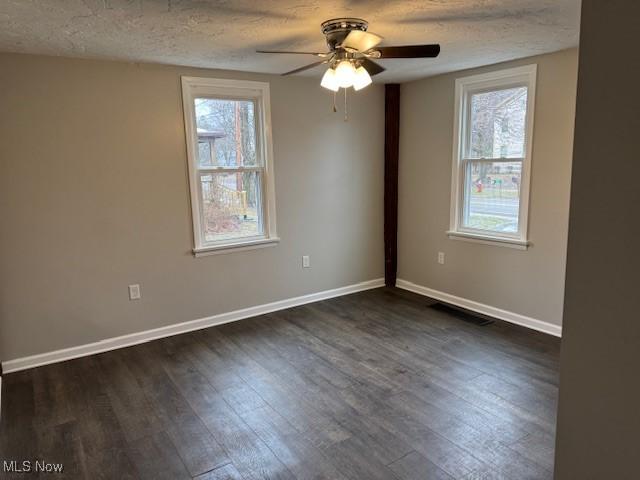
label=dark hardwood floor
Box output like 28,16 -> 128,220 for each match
0,288 -> 560,479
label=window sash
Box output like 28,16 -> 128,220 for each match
458,158 -> 524,238
194,97 -> 263,169
458,153 -> 525,240
196,170 -> 266,246
195,169 -> 267,240
462,83 -> 529,160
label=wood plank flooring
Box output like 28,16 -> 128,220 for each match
0,287 -> 560,479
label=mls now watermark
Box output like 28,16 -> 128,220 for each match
3,460 -> 64,474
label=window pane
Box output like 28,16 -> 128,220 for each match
467,86 -> 527,159
194,98 -> 257,167
200,171 -> 263,243
463,161 -> 521,234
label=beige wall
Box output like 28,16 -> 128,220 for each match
555,2 -> 640,477
398,48 -> 578,327
0,53 -> 384,361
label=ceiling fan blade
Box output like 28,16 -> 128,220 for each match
282,60 -> 327,76
360,58 -> 386,76
373,44 -> 441,59
341,30 -> 383,52
257,50 -> 329,57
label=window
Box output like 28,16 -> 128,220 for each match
449,65 -> 536,249
181,77 -> 278,255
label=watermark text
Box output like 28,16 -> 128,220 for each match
3,459 -> 64,474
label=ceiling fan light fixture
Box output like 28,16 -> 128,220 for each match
335,60 -> 356,88
352,66 -> 372,91
320,67 -> 340,91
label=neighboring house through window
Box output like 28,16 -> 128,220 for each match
448,64 -> 537,249
181,77 -> 278,256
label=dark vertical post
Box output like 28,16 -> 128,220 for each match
384,84 -> 400,287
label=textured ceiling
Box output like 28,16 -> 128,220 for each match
0,0 -> 581,82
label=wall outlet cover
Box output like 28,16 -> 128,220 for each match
129,284 -> 141,300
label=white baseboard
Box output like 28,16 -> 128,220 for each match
2,278 -> 385,374
396,278 -> 562,337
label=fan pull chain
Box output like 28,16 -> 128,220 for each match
332,91 -> 337,113
344,87 -> 348,122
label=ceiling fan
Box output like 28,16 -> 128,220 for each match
257,18 -> 440,92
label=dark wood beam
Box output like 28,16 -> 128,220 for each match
384,84 -> 400,287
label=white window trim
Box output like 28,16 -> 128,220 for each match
181,76 -> 278,256
448,64 -> 537,249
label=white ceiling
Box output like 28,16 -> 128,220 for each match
0,0 -> 581,83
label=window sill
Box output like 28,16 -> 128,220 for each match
193,237 -> 280,257
446,231 -> 530,250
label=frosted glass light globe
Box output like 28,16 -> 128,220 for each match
320,68 -> 340,91
335,60 -> 356,88
352,66 -> 372,91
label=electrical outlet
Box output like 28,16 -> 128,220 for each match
438,252 -> 445,265
302,255 -> 310,268
128,284 -> 141,300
